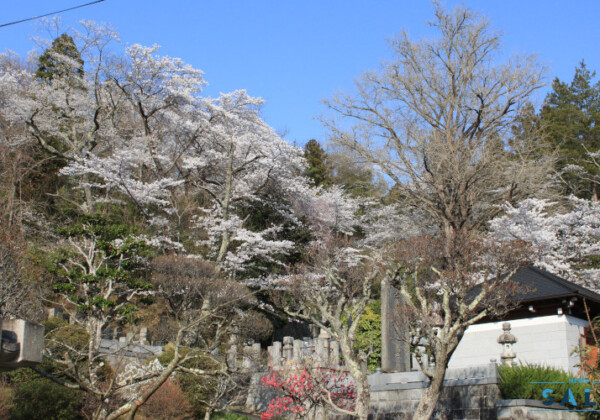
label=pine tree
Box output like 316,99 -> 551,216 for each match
21,33 -> 87,213
303,139 -> 331,187
540,61 -> 600,199
35,33 -> 84,83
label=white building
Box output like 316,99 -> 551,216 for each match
439,267 -> 599,373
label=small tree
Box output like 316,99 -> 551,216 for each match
386,234 -> 527,418
260,367 -> 356,420
150,256 -> 269,420
35,214 -> 159,420
303,139 -> 331,188
272,237 -> 378,420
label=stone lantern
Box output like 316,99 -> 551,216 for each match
497,322 -> 517,366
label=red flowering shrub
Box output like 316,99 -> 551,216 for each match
260,367 -> 356,419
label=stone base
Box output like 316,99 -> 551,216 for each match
496,399 -> 582,420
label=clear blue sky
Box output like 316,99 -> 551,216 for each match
1,1 -> 599,147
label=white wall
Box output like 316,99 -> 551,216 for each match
419,315 -> 588,374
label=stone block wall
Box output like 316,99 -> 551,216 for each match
496,399 -> 580,420
369,364 -> 501,419
370,383 -> 501,419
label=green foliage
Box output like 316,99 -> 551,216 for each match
43,317 -> 90,354
540,60 -> 600,198
36,33 -> 84,83
9,378 -> 83,420
326,151 -> 385,198
50,214 -> 153,321
304,139 -> 331,187
354,300 -> 381,372
341,300 -> 382,372
235,190 -> 313,280
498,363 -> 590,407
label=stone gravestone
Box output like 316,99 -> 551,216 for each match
381,279 -> 411,372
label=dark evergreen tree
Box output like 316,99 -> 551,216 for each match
22,34 -> 87,213
303,139 -> 331,187
540,61 -> 600,199
36,33 -> 84,83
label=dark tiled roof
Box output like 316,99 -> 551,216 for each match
512,266 -> 600,304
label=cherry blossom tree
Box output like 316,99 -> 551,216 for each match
38,34 -> 311,277
182,90 -> 307,275
0,23 -> 308,419
490,197 -> 600,290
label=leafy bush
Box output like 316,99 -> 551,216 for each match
354,300 -> 381,372
137,379 -> 193,420
9,378 -> 83,420
43,317 -> 90,353
498,363 -> 590,407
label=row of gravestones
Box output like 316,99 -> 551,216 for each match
48,307 -> 152,346
101,326 -> 150,345
227,330 -> 343,371
239,321 -> 518,373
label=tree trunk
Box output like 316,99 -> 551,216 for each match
412,355 -> 449,420
354,375 -> 370,420
338,339 -> 370,420
92,403 -> 108,420
204,408 -> 212,420
216,142 -> 235,266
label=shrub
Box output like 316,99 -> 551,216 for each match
498,363 -> 590,407
354,300 -> 381,372
137,379 -> 193,420
9,378 -> 83,420
0,385 -> 11,419
260,367 -> 356,420
43,317 -> 90,354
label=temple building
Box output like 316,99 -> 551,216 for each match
381,266 -> 600,374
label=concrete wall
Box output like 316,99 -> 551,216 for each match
446,315 -> 587,373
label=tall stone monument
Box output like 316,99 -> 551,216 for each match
381,279 -> 411,372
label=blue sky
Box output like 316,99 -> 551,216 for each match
1,1 -> 599,147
